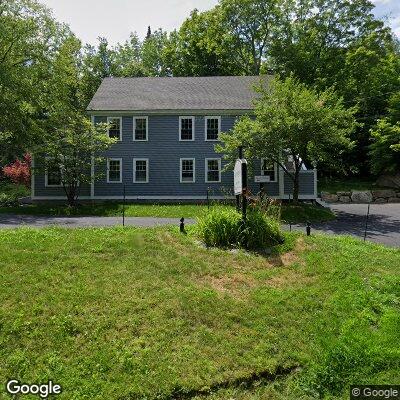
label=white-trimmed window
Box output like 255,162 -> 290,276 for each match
205,116 -> 221,141
107,117 -> 122,141
133,117 -> 148,141
179,117 -> 195,141
45,163 -> 63,187
133,158 -> 149,183
261,159 -> 278,182
107,158 -> 122,183
205,158 -> 221,183
180,158 -> 195,183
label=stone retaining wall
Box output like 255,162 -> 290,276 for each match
321,190 -> 400,204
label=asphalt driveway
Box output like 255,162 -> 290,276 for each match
289,203 -> 400,248
0,203 -> 399,247
0,214 -> 195,229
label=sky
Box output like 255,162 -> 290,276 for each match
41,0 -> 400,46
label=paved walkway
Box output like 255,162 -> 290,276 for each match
0,204 -> 398,247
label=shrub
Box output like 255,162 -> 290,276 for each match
3,154 -> 31,186
196,205 -> 284,250
0,193 -> 19,207
241,206 -> 283,249
197,207 -> 242,248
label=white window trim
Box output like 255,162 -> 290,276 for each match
133,158 -> 149,183
180,158 -> 195,183
107,116 -> 122,141
205,158 -> 221,183
107,158 -> 122,183
179,116 -> 195,141
261,159 -> 278,182
45,165 -> 63,187
133,116 -> 148,141
204,116 -> 221,141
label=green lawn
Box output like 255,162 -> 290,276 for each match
0,227 -> 398,399
0,202 -> 335,223
318,177 -> 386,193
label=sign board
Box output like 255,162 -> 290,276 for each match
234,159 -> 247,195
254,175 -> 270,183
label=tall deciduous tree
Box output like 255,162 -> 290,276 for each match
217,77 -> 357,202
164,9 -> 240,76
36,35 -> 115,206
0,0 -> 70,162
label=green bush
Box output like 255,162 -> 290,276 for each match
0,193 -> 19,207
196,205 -> 284,250
196,207 -> 242,248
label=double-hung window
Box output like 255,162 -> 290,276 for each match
107,117 -> 122,141
180,158 -> 195,183
205,117 -> 220,141
134,117 -> 148,141
107,158 -> 122,183
179,117 -> 194,141
45,163 -> 63,187
133,158 -> 149,183
205,158 -> 221,183
261,159 -> 277,182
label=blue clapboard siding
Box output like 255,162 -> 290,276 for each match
284,172 -> 315,195
34,114 -> 316,199
93,114 -> 271,198
33,158 -> 91,197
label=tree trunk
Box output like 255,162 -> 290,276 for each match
63,184 -> 77,207
292,170 -> 300,204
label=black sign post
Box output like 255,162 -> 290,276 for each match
235,146 -> 247,222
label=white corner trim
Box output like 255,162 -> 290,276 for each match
180,158 -> 195,183
133,116 -> 149,141
107,116 -> 122,141
31,154 -> 35,198
278,166 -> 285,198
205,158 -> 221,183
107,157 -> 123,183
179,116 -> 195,141
90,115 -> 95,198
314,168 -> 318,197
133,158 -> 149,183
204,116 -> 221,141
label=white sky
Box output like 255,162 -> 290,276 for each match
41,0 -> 400,46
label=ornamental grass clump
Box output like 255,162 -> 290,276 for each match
196,205 -> 284,250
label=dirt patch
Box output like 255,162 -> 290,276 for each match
199,273 -> 258,299
270,237 -> 308,267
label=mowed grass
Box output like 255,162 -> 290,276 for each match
0,227 -> 399,399
0,202 -> 335,223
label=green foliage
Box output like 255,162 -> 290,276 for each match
37,117 -> 114,206
306,310 -> 400,397
0,0 -> 71,162
369,119 -> 400,175
217,76 -> 357,200
197,206 -> 242,248
0,182 -> 29,207
164,9 -> 240,76
196,205 -> 283,249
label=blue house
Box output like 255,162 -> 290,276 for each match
31,76 -> 317,201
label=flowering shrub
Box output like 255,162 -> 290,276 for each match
3,154 -> 31,186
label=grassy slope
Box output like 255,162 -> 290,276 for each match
318,177 -> 387,193
0,202 -> 335,223
0,227 -> 398,399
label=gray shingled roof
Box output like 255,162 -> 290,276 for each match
87,76 -> 272,112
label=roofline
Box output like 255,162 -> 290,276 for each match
86,109 -> 253,116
